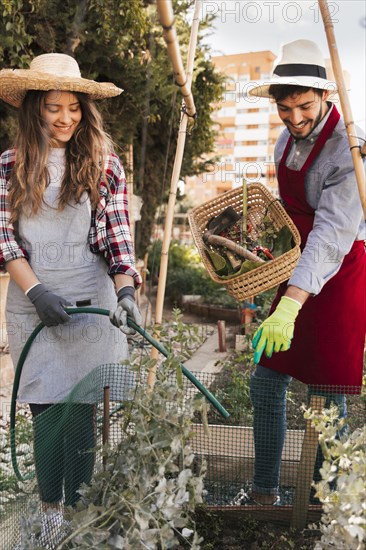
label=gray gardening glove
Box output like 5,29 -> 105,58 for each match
27,283 -> 72,327
110,286 -> 142,335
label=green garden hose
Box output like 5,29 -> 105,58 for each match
10,307 -> 229,481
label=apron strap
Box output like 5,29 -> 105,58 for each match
301,105 -> 340,172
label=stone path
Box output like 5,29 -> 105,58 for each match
184,327 -> 230,374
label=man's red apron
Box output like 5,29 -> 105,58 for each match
261,106 -> 366,389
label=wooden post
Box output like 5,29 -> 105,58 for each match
156,0 -> 196,117
148,0 -> 201,389
243,297 -> 254,335
318,0 -> 366,218
141,252 -> 148,296
102,386 -> 110,469
291,395 -> 326,529
217,320 -> 227,352
126,143 -> 135,242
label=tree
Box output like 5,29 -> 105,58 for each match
0,0 -> 224,256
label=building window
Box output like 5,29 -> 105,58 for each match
237,124 -> 268,129
248,107 -> 268,113
235,140 -> 267,146
236,156 -> 267,162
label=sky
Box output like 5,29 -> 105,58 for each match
199,0 -> 366,132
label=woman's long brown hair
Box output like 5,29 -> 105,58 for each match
8,90 -> 114,222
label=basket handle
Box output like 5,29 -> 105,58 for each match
206,234 -> 265,263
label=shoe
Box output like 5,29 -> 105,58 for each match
13,511 -> 71,549
39,511 -> 71,548
231,488 -> 281,506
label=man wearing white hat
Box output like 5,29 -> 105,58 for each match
243,40 -> 366,505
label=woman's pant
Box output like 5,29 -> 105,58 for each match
29,403 -> 96,507
249,365 -> 346,496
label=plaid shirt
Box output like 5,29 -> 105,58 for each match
0,149 -> 142,286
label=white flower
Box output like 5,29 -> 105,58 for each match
170,436 -> 181,454
344,525 -> 365,542
182,528 -> 194,538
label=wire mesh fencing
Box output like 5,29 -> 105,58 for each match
188,369 -> 365,528
0,360 -> 364,548
1,362 -> 137,550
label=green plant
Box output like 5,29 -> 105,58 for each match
238,515 -> 260,544
166,267 -> 209,305
200,285 -> 238,309
207,342 -> 253,426
194,506 -> 224,550
147,240 -> 203,280
154,308 -> 206,360
253,287 -> 278,322
0,471 -> 18,494
14,411 -> 33,445
147,240 -> 240,309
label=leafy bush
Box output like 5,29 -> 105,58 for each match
207,346 -> 253,426
304,405 -> 366,549
147,240 -> 202,282
61,357 -> 206,549
253,287 -> 277,321
154,308 -> 207,360
147,240 -> 239,308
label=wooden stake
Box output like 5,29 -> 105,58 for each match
291,395 -> 326,529
217,320 -> 227,352
243,297 -> 254,335
242,178 -> 247,246
148,1 -> 201,389
318,0 -> 366,218
102,386 -> 110,469
126,143 -> 135,243
156,0 -> 196,118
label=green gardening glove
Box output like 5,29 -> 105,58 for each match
252,296 -> 302,364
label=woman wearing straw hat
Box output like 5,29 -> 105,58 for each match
0,53 -> 142,545
242,40 -> 366,505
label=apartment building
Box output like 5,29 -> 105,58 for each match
185,50 -> 284,205
184,53 -> 346,207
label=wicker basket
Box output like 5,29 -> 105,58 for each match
188,183 -> 301,301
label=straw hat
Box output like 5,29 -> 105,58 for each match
249,39 -> 337,98
0,53 -> 123,107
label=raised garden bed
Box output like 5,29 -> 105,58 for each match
183,301 -> 241,322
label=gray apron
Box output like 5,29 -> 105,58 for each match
6,185 -> 132,403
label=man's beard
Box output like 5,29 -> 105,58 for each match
288,102 -> 325,140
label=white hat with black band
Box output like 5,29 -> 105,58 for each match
248,39 -> 337,98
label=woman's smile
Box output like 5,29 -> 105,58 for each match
42,91 -> 82,147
